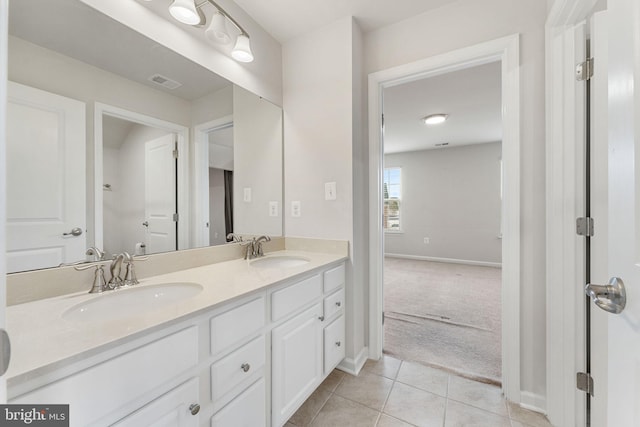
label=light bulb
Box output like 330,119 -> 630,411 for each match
232,34 -> 254,63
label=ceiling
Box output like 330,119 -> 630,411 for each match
383,61 -> 502,154
8,0 -> 231,101
234,0 -> 461,43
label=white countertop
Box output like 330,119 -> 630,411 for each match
6,250 -> 347,386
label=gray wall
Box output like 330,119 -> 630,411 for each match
384,142 -> 502,264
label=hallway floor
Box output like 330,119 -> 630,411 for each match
384,258 -> 502,383
285,355 -> 552,427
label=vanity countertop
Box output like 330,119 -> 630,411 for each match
6,250 -> 347,387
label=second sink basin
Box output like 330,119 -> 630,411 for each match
63,282 -> 203,322
250,255 -> 310,269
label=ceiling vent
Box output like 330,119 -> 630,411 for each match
148,74 -> 182,90
435,142 -> 450,148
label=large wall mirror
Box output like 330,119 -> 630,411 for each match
6,0 -> 283,273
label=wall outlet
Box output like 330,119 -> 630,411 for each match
243,187 -> 252,202
269,201 -> 278,217
423,237 -> 430,244
291,201 -> 301,217
325,182 -> 337,200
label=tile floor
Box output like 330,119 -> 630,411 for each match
285,355 -> 553,427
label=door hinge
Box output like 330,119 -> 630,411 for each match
576,217 -> 594,237
576,372 -> 594,396
382,311 -> 385,325
173,148 -> 179,159
173,213 -> 179,222
576,58 -> 594,81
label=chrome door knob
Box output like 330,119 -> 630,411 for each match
585,277 -> 627,314
63,227 -> 83,237
189,403 -> 200,416
241,363 -> 250,372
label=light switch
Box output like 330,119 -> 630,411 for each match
243,187 -> 252,202
291,201 -> 301,217
325,182 -> 337,200
269,201 -> 278,217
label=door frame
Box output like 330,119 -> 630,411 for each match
0,0 -> 8,402
192,115 -> 233,248
545,0 -> 599,425
368,34 -> 521,401
94,103 -> 190,252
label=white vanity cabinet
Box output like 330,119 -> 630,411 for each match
271,263 -> 346,427
9,259 -> 346,427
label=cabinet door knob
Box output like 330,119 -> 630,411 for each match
241,363 -> 251,372
335,301 -> 342,307
318,316 -> 325,322
335,341 -> 341,347
189,403 -> 200,416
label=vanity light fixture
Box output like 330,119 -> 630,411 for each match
168,0 -> 254,63
423,113 -> 449,125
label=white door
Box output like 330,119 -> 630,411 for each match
599,0 -> 640,425
144,134 -> 177,254
6,82 -> 86,272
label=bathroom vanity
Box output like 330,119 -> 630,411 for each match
6,250 -> 346,427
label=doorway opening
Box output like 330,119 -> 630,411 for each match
368,35 -> 521,401
381,62 -> 503,384
94,103 -> 190,256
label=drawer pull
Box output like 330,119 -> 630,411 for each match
335,341 -> 341,347
318,316 -> 325,322
335,301 -> 342,307
241,363 -> 251,373
189,403 -> 200,416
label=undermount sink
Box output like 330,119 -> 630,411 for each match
249,255 -> 310,269
63,282 -> 203,321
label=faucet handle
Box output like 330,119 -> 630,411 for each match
89,265 -> 107,294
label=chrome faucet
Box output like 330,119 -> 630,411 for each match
108,253 -> 125,289
227,233 -> 243,243
243,235 -> 271,260
254,236 -> 271,257
86,246 -> 105,261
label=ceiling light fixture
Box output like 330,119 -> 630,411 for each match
168,0 -> 254,63
423,114 -> 449,125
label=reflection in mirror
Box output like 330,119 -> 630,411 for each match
6,0 -> 283,273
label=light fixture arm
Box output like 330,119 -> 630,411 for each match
195,0 -> 250,37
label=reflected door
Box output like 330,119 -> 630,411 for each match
144,134 -> 177,254
6,82 -> 86,272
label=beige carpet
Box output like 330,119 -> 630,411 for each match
383,257 -> 502,384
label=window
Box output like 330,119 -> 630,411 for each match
383,167 -> 402,231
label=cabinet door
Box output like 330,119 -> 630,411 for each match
271,302 -> 323,426
113,378 -> 199,427
324,314 -> 346,375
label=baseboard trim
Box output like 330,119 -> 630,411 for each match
384,253 -> 502,268
520,391 -> 547,415
337,346 -> 368,376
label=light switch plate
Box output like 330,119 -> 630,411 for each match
269,201 -> 278,217
243,187 -> 252,202
325,182 -> 337,200
291,201 -> 301,217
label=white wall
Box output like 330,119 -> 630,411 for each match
283,17 -> 367,370
384,142 -> 502,265
365,0 -> 547,402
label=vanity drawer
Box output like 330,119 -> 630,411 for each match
211,335 -> 266,402
211,378 -> 266,427
11,327 -> 198,426
323,263 -> 345,293
324,315 -> 346,375
271,274 -> 322,321
211,296 -> 265,355
323,288 -> 345,320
